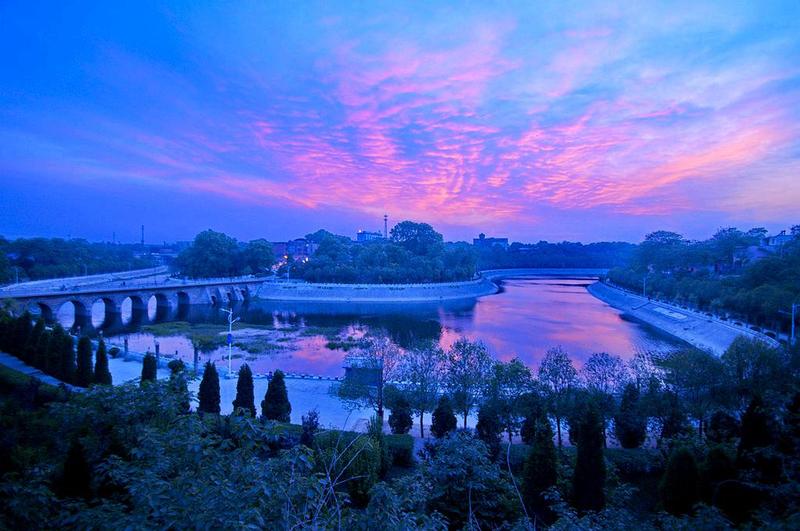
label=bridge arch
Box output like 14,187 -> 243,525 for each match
27,302 -> 54,323
147,293 -> 170,322
176,291 -> 190,320
91,297 -> 118,329
57,299 -> 90,331
121,295 -> 146,326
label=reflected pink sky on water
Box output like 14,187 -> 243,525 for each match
105,278 -> 680,377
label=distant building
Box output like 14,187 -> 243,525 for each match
272,238 -> 318,263
356,230 -> 384,243
473,233 -> 509,250
765,230 -> 793,249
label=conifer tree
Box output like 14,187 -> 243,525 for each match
738,395 -> 773,456
56,327 -> 76,384
24,317 -> 45,364
34,329 -> 51,372
573,402 -> 606,512
660,447 -> 699,515
75,336 -> 94,387
141,352 -> 157,384
475,402 -> 502,459
93,338 -> 112,385
261,369 -> 291,422
58,439 -> 92,500
614,383 -> 647,448
388,394 -> 414,434
232,363 -> 256,416
523,412 -> 558,525
198,361 -> 221,414
12,312 -> 32,358
431,395 -> 457,438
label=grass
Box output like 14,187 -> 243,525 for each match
0,365 -> 65,403
233,339 -> 286,354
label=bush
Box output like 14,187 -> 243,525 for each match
614,383 -> 647,449
660,447 -> 699,515
141,353 -> 157,384
388,395 -> 413,435
385,433 -> 414,467
431,396 -> 457,438
300,409 -> 320,447
108,347 -> 120,359
314,431 -> 380,508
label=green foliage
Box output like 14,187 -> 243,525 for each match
476,402 -> 503,460
298,221 -> 476,283
539,346 -> 578,447
572,402 -> 606,512
261,369 -> 291,422
0,237 -> 152,281
53,326 -> 75,384
660,447 -> 699,515
299,409 -> 319,447
56,439 -> 92,499
476,240 -> 635,270
75,336 -> 93,388
313,430 -> 380,508
385,433 -> 414,467
614,383 -> 647,449
93,339 -> 112,385
388,394 -> 413,434
738,395 -> 774,457
430,395 -> 457,438
198,361 -> 220,414
444,337 -> 494,428
175,230 -> 274,278
232,363 -> 255,416
140,353 -> 157,384
522,411 -> 558,524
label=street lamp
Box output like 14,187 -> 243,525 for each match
222,308 -> 240,378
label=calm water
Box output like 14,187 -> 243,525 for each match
61,277 -> 681,377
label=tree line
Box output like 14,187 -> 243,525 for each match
1,318 -> 800,527
0,311 -> 112,387
0,236 -> 153,283
174,229 -> 275,278
294,221 -> 477,283
476,240 -> 636,270
607,226 -> 800,335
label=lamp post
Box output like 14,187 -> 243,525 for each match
222,308 -> 240,378
780,303 -> 797,346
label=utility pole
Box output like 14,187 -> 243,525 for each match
222,308 -> 240,378
384,214 -> 388,239
642,275 -> 647,298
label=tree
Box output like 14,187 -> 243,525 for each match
572,402 -> 606,512
658,348 -> 725,436
522,410 -> 558,525
55,327 -> 75,384
738,395 -> 773,457
11,312 -> 32,358
262,369 -> 291,422
613,383 -> 647,449
444,337 -> 494,428
232,363 -> 256,416
176,230 -> 241,278
336,335 -> 400,422
24,317 -> 44,364
33,329 -> 51,372
75,336 -> 93,388
538,346 -> 578,447
721,336 -> 788,406
389,221 -> 443,256
57,439 -> 92,500
660,447 -> 699,515
430,396 -> 457,438
485,358 -> 534,442
388,395 -> 413,435
300,409 -> 320,446
93,338 -> 112,385
198,361 -> 221,414
397,341 -> 443,437
475,402 -> 502,460
583,352 -> 626,396
141,352 -> 157,384
241,239 -> 274,274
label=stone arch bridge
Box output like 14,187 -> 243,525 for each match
1,279 -> 263,329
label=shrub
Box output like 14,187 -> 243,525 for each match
572,402 -> 606,512
261,370 -> 291,422
385,433 -> 414,467
388,395 -> 413,434
660,447 -> 699,515
300,409 -> 320,447
431,396 -> 457,438
614,383 -> 647,449
141,353 -> 157,384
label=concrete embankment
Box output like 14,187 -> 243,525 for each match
255,277 -> 498,302
587,281 -> 779,355
481,268 -> 609,280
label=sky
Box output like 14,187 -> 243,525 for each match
1,1 -> 799,244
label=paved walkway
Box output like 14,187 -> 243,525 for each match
0,351 -> 83,391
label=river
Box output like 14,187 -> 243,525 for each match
61,276 -> 682,377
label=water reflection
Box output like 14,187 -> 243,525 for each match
63,277 -> 681,377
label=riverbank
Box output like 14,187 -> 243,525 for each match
255,276 -> 498,302
587,281 -> 779,355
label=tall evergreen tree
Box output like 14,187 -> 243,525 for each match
572,402 -> 606,512
24,317 -> 45,364
660,447 -> 699,515
11,312 -> 32,358
522,412 -> 558,525
34,329 -> 51,372
93,338 -> 112,385
475,402 -> 503,460
75,336 -> 93,387
56,327 -> 75,384
198,361 -> 221,414
613,383 -> 647,449
261,369 -> 291,422
388,394 -> 413,435
738,395 -> 773,456
232,363 -> 256,416
141,352 -> 157,384
430,395 -> 457,438
58,439 -> 92,500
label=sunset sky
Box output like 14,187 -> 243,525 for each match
1,1 -> 799,244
